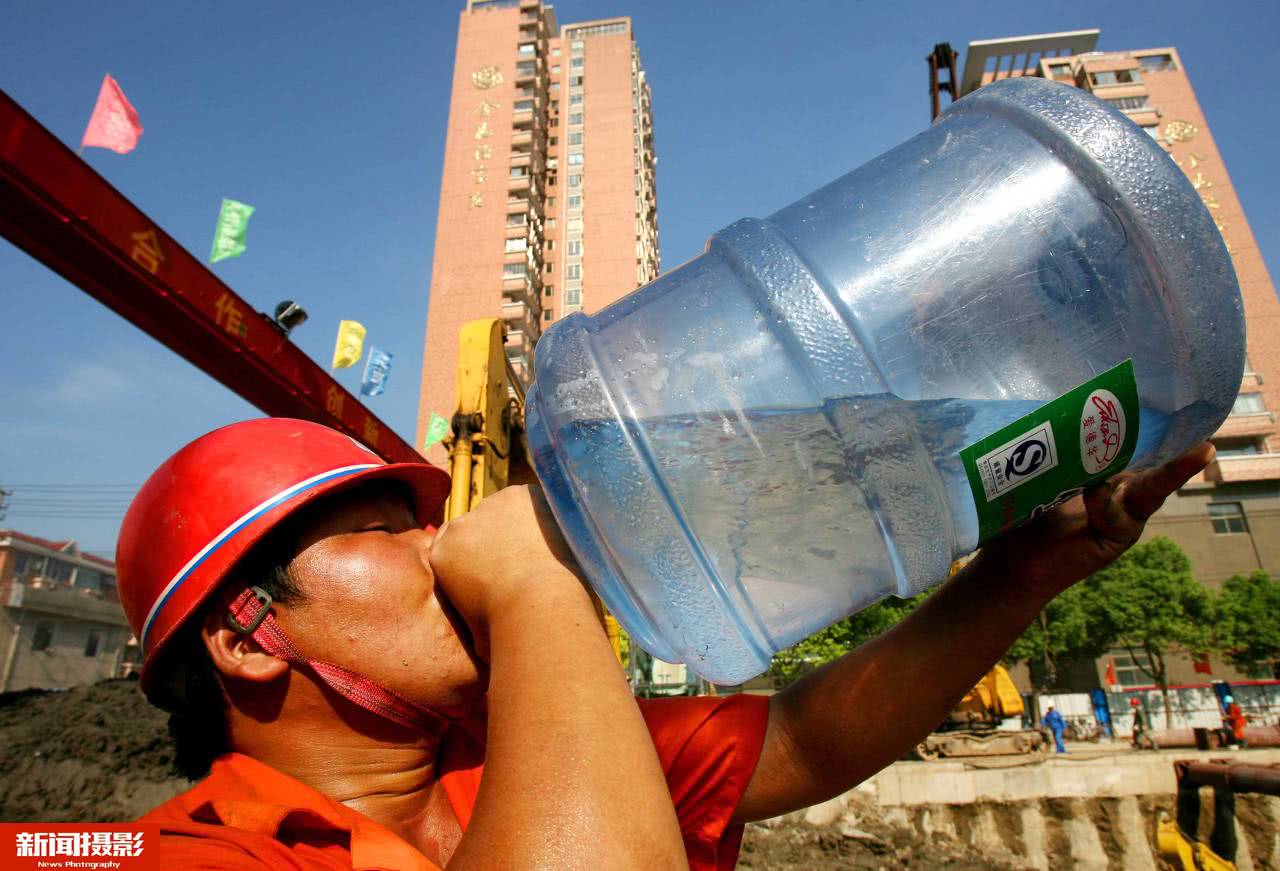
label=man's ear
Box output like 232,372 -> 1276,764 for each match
201,607 -> 289,683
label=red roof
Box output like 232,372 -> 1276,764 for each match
0,529 -> 115,569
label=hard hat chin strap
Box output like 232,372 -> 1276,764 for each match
227,586 -> 448,733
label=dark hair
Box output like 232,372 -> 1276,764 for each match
159,545 -> 303,780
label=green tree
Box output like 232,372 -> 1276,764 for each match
1004,582 -> 1107,691
770,594 -> 924,685
1214,570 -> 1280,677
1089,537 -> 1215,728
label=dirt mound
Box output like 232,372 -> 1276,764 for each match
740,791 -> 1025,870
0,678 -> 186,821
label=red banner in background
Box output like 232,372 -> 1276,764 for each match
0,824 -> 162,871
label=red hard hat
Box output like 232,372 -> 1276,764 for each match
118,418 -> 450,694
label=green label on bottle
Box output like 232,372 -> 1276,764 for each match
960,359 -> 1140,545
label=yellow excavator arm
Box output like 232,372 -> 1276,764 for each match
443,318 -> 623,662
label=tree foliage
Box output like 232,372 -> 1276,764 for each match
770,594 -> 925,684
1214,570 -> 1280,677
1004,582 -> 1106,690
1087,536 -> 1214,726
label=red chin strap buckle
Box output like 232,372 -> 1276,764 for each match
227,587 -> 447,733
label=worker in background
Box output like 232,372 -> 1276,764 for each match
1042,705 -> 1067,753
1130,695 -> 1152,749
1223,694 -> 1249,746
116,419 -> 1213,870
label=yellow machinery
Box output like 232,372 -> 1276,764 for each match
914,663 -> 1047,759
1155,759 -> 1280,871
442,318 -> 624,661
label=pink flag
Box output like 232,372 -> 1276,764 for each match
80,74 -> 143,154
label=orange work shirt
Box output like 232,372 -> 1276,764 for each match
141,694 -> 769,871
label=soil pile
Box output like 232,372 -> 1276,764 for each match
739,792 -> 1026,871
0,678 -> 187,821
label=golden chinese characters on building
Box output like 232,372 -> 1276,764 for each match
468,67 -> 504,208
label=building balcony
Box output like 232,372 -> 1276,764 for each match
1205,453 -> 1280,484
505,328 -> 533,356
502,300 -> 540,336
507,174 -> 531,194
502,275 -> 537,304
1242,371 -> 1265,392
1214,411 -> 1276,440
511,129 -> 533,149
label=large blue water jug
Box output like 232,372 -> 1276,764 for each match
525,78 -> 1244,686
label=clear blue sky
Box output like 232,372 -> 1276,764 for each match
2,1 -> 1277,555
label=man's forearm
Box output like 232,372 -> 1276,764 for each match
451,579 -> 686,870
743,551 -> 1050,819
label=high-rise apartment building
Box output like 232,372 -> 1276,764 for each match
955,30 -> 1280,685
416,0 -> 657,461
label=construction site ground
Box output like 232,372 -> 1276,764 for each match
1,678 -> 1277,869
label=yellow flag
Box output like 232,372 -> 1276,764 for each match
331,320 -> 366,369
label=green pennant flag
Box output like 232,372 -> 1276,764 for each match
424,413 -> 450,450
210,198 -> 255,263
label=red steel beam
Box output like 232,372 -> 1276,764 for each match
0,89 -> 423,464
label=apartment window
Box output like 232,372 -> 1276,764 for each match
1090,69 -> 1141,87
566,287 -> 583,306
32,622 -> 52,652
1216,439 -> 1261,457
1139,54 -> 1176,73
549,137 -> 558,146
1141,124 -> 1160,139
571,39 -> 584,51
546,157 -> 558,170
550,82 -> 560,93
1048,63 -> 1073,80
552,65 -> 561,74
566,264 -> 582,279
569,76 -> 584,87
568,195 -> 582,208
567,240 -> 582,255
545,239 -> 555,251
567,217 -> 583,233
546,218 -> 556,229
46,559 -> 73,583
506,212 -> 527,226
1110,650 -> 1147,687
544,285 -> 554,297
547,197 -> 555,207
569,94 -> 583,106
569,113 -> 583,125
1209,502 -> 1248,535
503,263 -> 527,277
568,174 -> 582,188
516,61 -> 536,76
545,262 -> 553,274
84,631 -> 100,658
518,43 -> 536,56
510,166 -> 528,178
544,310 -> 553,321
552,46 -> 561,57
13,554 -> 28,576
1105,96 -> 1149,111
571,57 -> 584,68
569,132 -> 583,145
1233,393 -> 1267,414
514,99 -> 534,111
505,238 -> 527,253
567,153 -> 583,166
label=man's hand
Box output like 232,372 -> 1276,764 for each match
985,442 -> 1215,597
429,485 -> 585,660
735,443 -> 1216,823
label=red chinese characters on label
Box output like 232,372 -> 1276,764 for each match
1080,388 -> 1125,474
